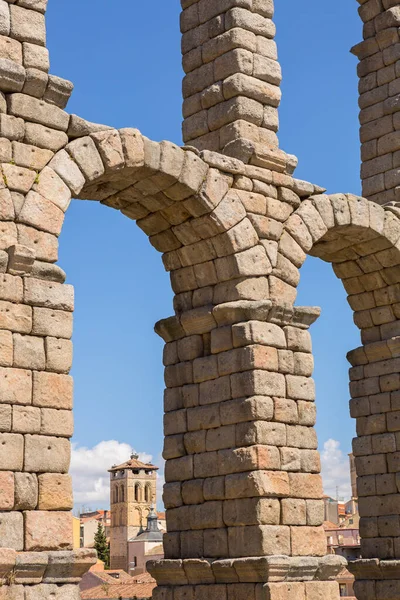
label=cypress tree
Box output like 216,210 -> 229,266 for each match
94,522 -> 110,569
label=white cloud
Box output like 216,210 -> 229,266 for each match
321,438 -> 352,501
71,440 -> 155,512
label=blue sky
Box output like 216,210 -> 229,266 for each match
45,1 -> 362,509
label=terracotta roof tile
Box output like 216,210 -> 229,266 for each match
81,581 -> 156,599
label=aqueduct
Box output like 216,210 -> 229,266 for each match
0,0 -> 398,599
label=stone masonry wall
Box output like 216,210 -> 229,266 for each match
180,0 -> 297,177
353,0 -> 400,206
0,1 -> 398,600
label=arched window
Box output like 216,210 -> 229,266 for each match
120,485 -> 125,503
135,483 -> 141,502
145,484 -> 151,503
115,486 -> 119,504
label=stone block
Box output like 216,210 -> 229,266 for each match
203,529 -> 229,558
288,473 -> 323,499
223,497 -> 280,526
44,75 -> 73,109
0,431 -> 23,469
24,434 -> 70,473
8,93 -> 69,131
232,321 -> 286,349
48,149 -> 85,196
0,365 -> 32,405
220,396 -> 274,425
32,307 -> 73,338
14,472 -> 37,509
13,332 -> 45,369
24,122 -> 68,152
32,371 -> 73,409
25,510 -> 73,551
40,407 -> 73,437
14,551 -> 48,584
38,473 -> 73,510
23,41 -> 49,71
0,114 -> 24,142
0,329 -> 12,366
290,526 -> 327,556
0,404 -> 11,432
26,585 -> 79,600
306,500 -> 325,527
0,34 -> 21,64
45,337 -> 72,373
22,67 -> 48,97
24,278 -> 74,311
286,375 -> 315,401
17,224 -> 58,263
0,470 -> 13,509
0,587 -> 24,600
7,243 -> 35,276
18,190 -> 64,236
228,524 -> 290,557
0,511 -> 23,549
281,499 -> 306,525
66,137 -> 105,182
12,405 -> 40,433
0,275 -> 23,304
231,370 -> 285,398
225,470 -> 289,499
0,301 -> 32,341
0,57 -> 24,92
33,166 -> 71,211
304,581 -> 340,600
261,582 -> 305,600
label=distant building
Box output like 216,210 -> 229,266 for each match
109,453 -> 160,571
72,516 -> 80,549
128,507 -> 164,576
80,568 -> 156,600
336,567 -> 356,598
324,522 -> 361,561
323,495 -> 339,525
80,510 -> 111,548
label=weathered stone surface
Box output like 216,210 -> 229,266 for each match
0,470 -> 14,509
25,511 -> 73,551
32,307 -> 72,339
14,472 -> 38,509
24,278 -> 74,311
33,166 -> 71,211
24,122 -> 68,152
0,511 -> 23,550
18,190 -> 64,235
32,371 -> 72,409
24,434 -> 70,473
38,473 -> 73,510
8,93 -> 69,131
13,332 -> 45,369
25,584 -> 79,600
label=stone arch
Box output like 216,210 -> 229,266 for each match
281,193 -> 400,564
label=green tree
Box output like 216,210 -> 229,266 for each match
94,522 -> 110,569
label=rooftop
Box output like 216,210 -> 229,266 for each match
108,456 -> 158,473
80,581 -> 156,599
